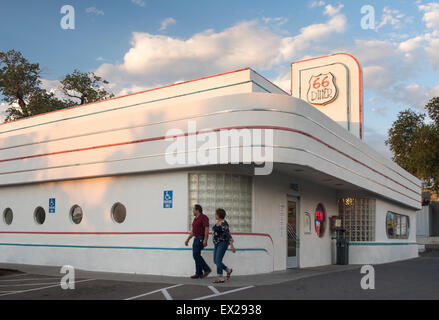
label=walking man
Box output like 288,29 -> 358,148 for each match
185,204 -> 212,279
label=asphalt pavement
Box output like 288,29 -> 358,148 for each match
0,250 -> 437,300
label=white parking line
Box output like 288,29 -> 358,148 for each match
0,273 -> 27,279
125,284 -> 184,300
0,282 -> 65,287
208,286 -> 220,294
0,277 -> 62,283
0,279 -> 95,297
193,286 -> 255,300
161,289 -> 173,300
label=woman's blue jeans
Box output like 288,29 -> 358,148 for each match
213,241 -> 229,276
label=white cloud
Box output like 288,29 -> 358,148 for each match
278,10 -> 346,62
262,17 -> 288,26
363,127 -> 393,159
0,102 -> 9,122
96,21 -> 283,89
95,6 -> 347,92
418,3 -> 439,71
40,79 -> 73,102
131,0 -> 146,8
323,4 -> 344,17
85,7 -> 104,16
375,83 -> 439,110
398,35 -> 424,52
375,7 -> 409,31
419,2 -> 439,31
116,84 -> 152,96
351,40 -> 404,91
425,37 -> 439,71
272,70 -> 291,93
371,106 -> 388,117
40,79 -> 62,95
347,38 -> 439,113
310,1 -> 325,8
159,17 -> 177,31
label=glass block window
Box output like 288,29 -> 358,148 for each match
189,173 -> 252,232
338,198 -> 376,242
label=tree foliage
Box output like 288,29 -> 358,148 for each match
0,50 -> 113,122
0,50 -> 42,118
386,98 -> 439,192
60,69 -> 114,105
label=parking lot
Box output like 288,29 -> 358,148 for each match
0,263 -> 361,300
0,271 -> 257,300
0,249 -> 438,300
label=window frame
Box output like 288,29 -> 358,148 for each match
70,205 -> 84,225
34,206 -> 46,225
338,198 -> 376,242
3,208 -> 13,225
386,211 -> 410,239
111,202 -> 127,224
188,172 -> 253,233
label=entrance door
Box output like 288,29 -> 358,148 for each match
287,197 -> 299,268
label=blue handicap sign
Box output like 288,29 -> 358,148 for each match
49,198 -> 56,213
163,191 -> 173,208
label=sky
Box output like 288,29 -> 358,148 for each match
1,0 -> 439,159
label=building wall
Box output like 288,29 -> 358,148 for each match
0,92 -> 422,211
431,202 -> 439,236
0,167 -> 421,275
348,198 -> 418,264
253,172 -> 338,270
0,170 -> 273,276
416,205 -> 431,237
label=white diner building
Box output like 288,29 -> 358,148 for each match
0,53 -> 421,276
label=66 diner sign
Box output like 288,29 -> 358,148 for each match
306,72 -> 338,106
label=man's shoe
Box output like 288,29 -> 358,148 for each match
201,270 -> 211,278
190,274 -> 201,279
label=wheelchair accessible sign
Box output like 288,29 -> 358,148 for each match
163,190 -> 173,208
49,198 -> 56,213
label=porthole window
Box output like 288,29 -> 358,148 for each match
70,205 -> 83,224
3,208 -> 13,225
111,202 -> 126,224
34,207 -> 46,225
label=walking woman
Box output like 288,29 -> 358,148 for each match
212,208 -> 236,283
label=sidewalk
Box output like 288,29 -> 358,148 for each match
417,236 -> 439,245
0,263 -> 361,288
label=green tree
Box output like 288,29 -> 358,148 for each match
386,97 -> 439,192
425,96 -> 439,126
60,69 -> 114,105
1,50 -> 114,122
0,49 -> 42,118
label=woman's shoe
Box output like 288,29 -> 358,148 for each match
213,277 -> 225,283
226,268 -> 233,280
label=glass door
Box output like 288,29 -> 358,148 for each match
287,197 -> 298,268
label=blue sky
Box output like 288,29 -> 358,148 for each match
1,0 -> 439,158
